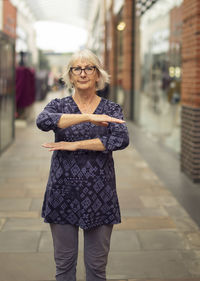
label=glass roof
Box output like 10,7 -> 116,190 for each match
14,0 -> 97,28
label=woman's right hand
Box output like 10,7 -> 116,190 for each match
88,114 -> 125,127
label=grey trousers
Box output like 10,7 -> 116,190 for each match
50,223 -> 113,281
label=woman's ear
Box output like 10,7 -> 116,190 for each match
96,70 -> 100,82
69,73 -> 74,84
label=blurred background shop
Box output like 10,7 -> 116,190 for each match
0,0 -> 16,155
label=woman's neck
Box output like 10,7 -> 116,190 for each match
73,89 -> 98,105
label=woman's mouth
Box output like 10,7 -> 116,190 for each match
78,80 -> 89,84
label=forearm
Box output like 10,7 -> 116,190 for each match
75,138 -> 106,151
58,114 -> 90,128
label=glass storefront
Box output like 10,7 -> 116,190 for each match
0,32 -> 15,154
139,0 -> 183,153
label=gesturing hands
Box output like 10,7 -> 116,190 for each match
42,114 -> 125,151
88,114 -> 125,127
42,142 -> 78,151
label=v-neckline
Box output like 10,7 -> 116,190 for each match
71,95 -> 103,114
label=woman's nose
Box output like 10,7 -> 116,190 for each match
80,71 -> 86,78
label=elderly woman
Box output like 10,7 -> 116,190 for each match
36,49 -> 129,281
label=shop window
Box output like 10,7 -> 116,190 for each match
139,0 -> 183,153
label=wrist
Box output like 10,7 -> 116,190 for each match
74,141 -> 81,150
83,114 -> 91,122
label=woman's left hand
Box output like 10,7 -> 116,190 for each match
42,142 -> 78,151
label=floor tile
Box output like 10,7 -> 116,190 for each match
115,216 -> 176,230
0,231 -> 41,252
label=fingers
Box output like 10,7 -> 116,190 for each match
42,142 -> 76,152
108,116 -> 125,123
42,143 -> 60,151
101,121 -> 109,127
92,114 -> 125,124
42,143 -> 54,148
92,121 -> 109,127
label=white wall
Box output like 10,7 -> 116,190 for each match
86,0 -> 105,59
16,11 -> 38,65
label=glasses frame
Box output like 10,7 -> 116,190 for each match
70,66 -> 96,76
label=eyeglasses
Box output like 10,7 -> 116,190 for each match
70,66 -> 96,76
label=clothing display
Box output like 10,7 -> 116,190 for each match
36,96 -> 129,229
16,66 -> 35,108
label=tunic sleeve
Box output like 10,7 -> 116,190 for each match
98,104 -> 129,152
36,98 -> 63,132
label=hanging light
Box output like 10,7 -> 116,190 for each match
175,67 -> 181,78
169,67 -> 175,77
117,21 -> 126,31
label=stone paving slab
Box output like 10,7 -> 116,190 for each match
0,187 -> 27,198
26,188 -> 45,198
0,198 -> 32,211
2,218 -> 49,231
115,216 -> 176,230
0,211 -> 40,219
110,230 -> 141,251
0,252 -> 84,281
121,207 -> 169,217
172,216 -> 200,232
136,230 -> 188,250
0,231 -> 41,252
30,199 -> 44,211
139,195 -> 179,208
0,253 -> 57,281
107,251 -> 191,279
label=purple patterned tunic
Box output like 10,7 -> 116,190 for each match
36,96 -> 129,229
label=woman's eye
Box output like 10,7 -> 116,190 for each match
74,67 -> 81,71
86,67 -> 93,71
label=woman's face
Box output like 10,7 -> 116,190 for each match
70,59 -> 99,91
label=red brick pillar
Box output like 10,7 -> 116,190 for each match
103,0 -> 108,70
122,0 -> 133,118
108,0 -> 117,101
181,0 -> 200,181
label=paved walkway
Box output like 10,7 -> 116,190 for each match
0,92 -> 200,281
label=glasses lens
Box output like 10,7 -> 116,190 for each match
85,66 -> 95,74
72,67 -> 81,75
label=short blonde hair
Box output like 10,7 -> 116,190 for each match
62,49 -> 110,90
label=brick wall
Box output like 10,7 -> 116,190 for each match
121,0 -> 133,118
3,0 -> 17,39
133,11 -> 141,123
108,0 -> 117,101
181,0 -> 200,181
122,0 -> 133,93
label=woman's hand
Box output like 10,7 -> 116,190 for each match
88,114 -> 125,127
42,142 -> 78,151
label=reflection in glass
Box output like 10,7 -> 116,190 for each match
0,35 -> 15,153
139,0 -> 183,153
